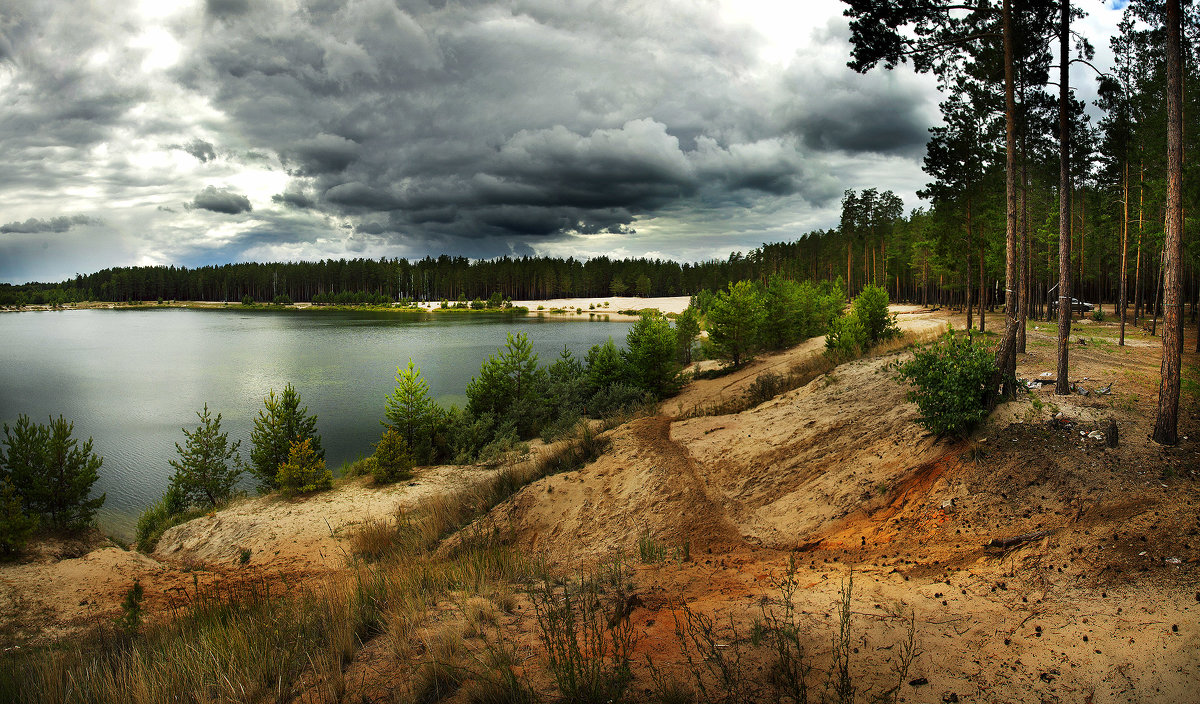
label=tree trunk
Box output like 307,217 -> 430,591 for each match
979,241 -> 986,332
1055,0 -> 1072,396
967,195 -> 974,333
1151,250 -> 1164,336
1134,157 -> 1144,322
1153,0 -> 1184,444
993,0 -> 1021,400
1018,139 -> 1029,354
847,243 -> 853,302
1120,161 -> 1129,346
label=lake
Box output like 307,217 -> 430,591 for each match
0,307 -> 632,537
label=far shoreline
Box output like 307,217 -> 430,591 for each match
0,295 -> 693,320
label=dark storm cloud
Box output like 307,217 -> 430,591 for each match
1,215 -> 100,233
190,186 -> 252,214
205,0 -> 250,20
172,0 -> 865,250
781,18 -> 937,158
787,78 -> 932,156
1,0 -> 973,282
282,134 -> 360,175
176,139 -> 217,163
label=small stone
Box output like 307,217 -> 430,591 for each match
910,677 -> 929,687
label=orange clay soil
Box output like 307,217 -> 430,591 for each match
2,306 -> 1198,703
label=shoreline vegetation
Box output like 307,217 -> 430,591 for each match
0,296 -> 696,322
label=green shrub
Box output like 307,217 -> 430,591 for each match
371,429 -> 414,484
276,439 -> 332,497
134,486 -> 197,553
589,383 -> 652,417
623,310 -> 680,397
0,414 -> 105,531
167,404 -> 242,509
824,314 -> 868,357
850,284 -> 899,344
1091,308 -> 1105,322
744,372 -> 784,407
384,360 -> 440,465
0,479 -> 37,557
893,326 -> 995,437
241,295 -> 254,306
272,294 -> 293,306
706,280 -> 766,366
249,383 -> 323,492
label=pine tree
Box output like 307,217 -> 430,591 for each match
673,307 -> 701,366
249,384 -> 323,492
0,416 -> 105,531
383,360 -> 438,465
276,438 -> 332,497
623,310 -> 679,397
167,404 -> 242,509
465,333 -> 548,438
0,479 -> 37,556
707,280 -> 766,366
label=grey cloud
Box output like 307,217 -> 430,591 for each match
190,186 -> 252,214
0,0 -> 953,282
205,0 -> 250,19
1,215 -> 101,233
283,134 -> 359,174
178,139 -> 217,162
780,18 -> 937,157
172,0 -> 849,250
272,188 -> 317,209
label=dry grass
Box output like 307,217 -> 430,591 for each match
682,330 -> 935,419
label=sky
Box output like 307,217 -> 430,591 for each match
0,0 -> 1128,284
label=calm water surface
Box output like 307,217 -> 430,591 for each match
0,308 -> 631,537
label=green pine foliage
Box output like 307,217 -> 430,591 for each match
850,284 -> 900,345
465,333 -> 548,438
824,314 -> 869,358
894,326 -> 996,437
249,384 -> 323,492
584,338 -> 627,395
0,415 -> 105,531
673,306 -> 701,366
276,438 -> 332,497
622,311 -> 680,397
826,284 -> 898,357
0,479 -> 37,557
372,429 -> 414,484
706,280 -> 766,366
384,359 -> 440,465
545,348 -> 589,431
167,404 -> 243,509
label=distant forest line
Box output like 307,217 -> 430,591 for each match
2,208 -> 1199,313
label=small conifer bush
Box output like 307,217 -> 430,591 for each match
276,438 -> 332,496
372,429 -> 414,484
894,326 -> 995,437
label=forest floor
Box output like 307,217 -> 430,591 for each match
2,305 -> 1198,703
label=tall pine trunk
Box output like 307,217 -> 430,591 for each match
1120,161 -> 1129,346
993,0 -> 1022,400
1153,0 -> 1184,444
1055,0 -> 1072,395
